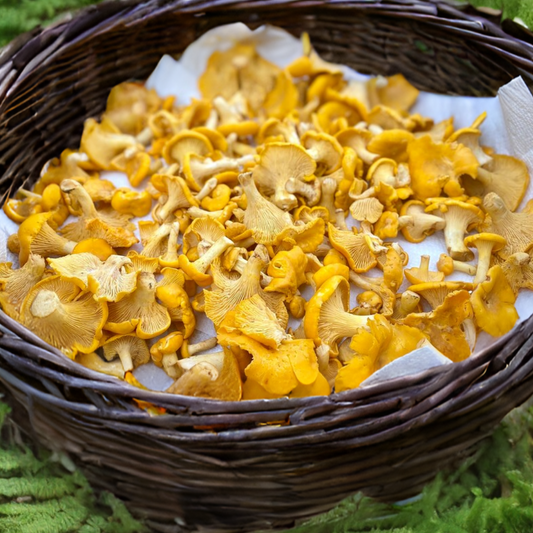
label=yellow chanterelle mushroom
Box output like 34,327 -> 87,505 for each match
2,34 -> 531,402
0,254 -> 47,319
60,179 -> 138,248
20,276 -> 107,358
304,275 -> 375,355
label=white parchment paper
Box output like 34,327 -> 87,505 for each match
5,23 -> 533,390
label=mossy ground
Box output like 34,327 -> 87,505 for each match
1,1 -> 533,531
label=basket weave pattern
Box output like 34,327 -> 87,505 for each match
1,1 -> 533,531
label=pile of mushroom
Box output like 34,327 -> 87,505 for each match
1,35 -> 531,403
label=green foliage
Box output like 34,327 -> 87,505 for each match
0,406 -> 145,533
468,0 -> 533,30
0,0 -> 531,50
0,0 -> 104,47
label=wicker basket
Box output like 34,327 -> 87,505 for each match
1,1 -> 533,531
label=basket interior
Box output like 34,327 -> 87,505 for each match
0,1 -> 530,196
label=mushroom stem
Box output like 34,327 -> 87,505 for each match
188,206 -> 224,219
358,146 -> 378,166
315,344 -> 330,372
18,213 -> 77,265
205,109 -> 218,130
160,223 -> 180,264
473,241 -> 497,284
338,338 -> 355,364
328,306 -> 372,336
234,256 -> 272,287
285,178 -> 321,206
183,337 -> 218,358
164,163 -> 179,175
349,271 -> 383,294
349,187 -> 375,201
299,99 -> 320,123
462,318 -> 477,352
391,290 -> 420,320
188,204 -> 236,225
314,242 -> 331,258
60,179 -> 98,218
178,352 -> 225,372
236,237 -> 255,249
511,252 -> 530,266
213,96 -> 240,123
136,127 -> 154,146
368,124 -> 383,135
401,204 -> 446,242
190,155 -> 254,184
320,177 -> 337,221
418,255 -> 431,278
162,353 -> 182,380
335,209 -> 348,230
17,189 -> 42,201
437,253 -> 476,276
397,216 -> 411,230
272,188 -> 298,212
197,240 -> 211,257
445,224 -> 472,262
195,177 -> 218,202
117,347 -> 134,373
142,223 -> 172,257
123,146 -> 139,160
283,125 -> 301,146
192,236 -> 233,274
154,176 -> 198,223
305,146 -> 321,162
360,222 -> 388,254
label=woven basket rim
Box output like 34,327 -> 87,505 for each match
2,0 -> 533,93
1,0 -> 533,413
1,309 -> 531,411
